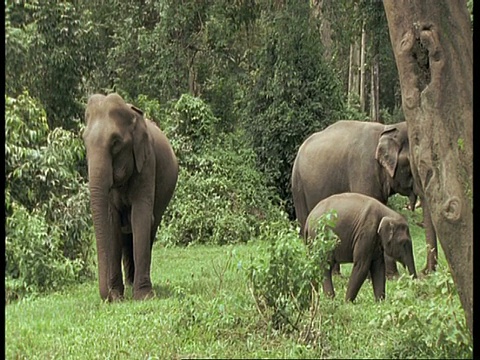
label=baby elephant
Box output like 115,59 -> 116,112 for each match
305,193 -> 417,302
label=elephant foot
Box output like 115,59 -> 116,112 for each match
421,264 -> 437,276
108,289 -> 124,302
133,287 -> 155,301
385,270 -> 400,280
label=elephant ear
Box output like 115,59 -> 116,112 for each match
377,216 -> 395,247
130,105 -> 151,173
375,125 -> 402,178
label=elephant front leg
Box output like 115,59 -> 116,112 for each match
369,258 -> 386,301
107,219 -> 125,302
384,253 -> 399,279
131,202 -> 155,300
122,233 -> 134,286
345,261 -> 370,302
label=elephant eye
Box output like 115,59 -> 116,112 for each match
111,135 -> 123,154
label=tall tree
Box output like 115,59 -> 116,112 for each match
383,0 -> 473,336
241,0 -> 345,215
314,0 -> 400,119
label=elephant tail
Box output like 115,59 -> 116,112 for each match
292,166 -> 309,238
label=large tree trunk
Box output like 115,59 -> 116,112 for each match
383,0 -> 473,336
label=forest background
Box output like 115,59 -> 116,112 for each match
5,0 -> 474,358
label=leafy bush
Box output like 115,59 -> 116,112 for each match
151,94 -> 284,246
247,210 -> 339,335
368,266 -> 472,358
5,92 -> 95,302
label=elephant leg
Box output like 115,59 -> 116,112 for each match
345,261 -> 370,302
108,222 -> 125,302
384,253 -> 399,279
322,266 -> 335,298
422,200 -> 438,274
122,233 -> 134,286
369,258 -> 386,301
131,202 -> 155,300
331,262 -> 342,276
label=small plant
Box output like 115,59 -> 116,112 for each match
247,210 -> 339,340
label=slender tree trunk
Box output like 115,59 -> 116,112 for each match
347,43 -> 354,101
348,39 -> 360,105
370,53 -> 380,122
312,0 -> 333,61
383,0 -> 473,336
359,23 -> 366,112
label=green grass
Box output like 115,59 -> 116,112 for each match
5,210 -> 472,359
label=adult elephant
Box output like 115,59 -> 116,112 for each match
83,93 -> 178,301
292,120 -> 417,277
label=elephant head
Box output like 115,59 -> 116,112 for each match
377,216 -> 417,278
375,123 -> 417,210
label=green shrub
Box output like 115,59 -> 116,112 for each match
160,130 -> 284,246
368,266 -> 472,358
247,210 -> 339,334
154,94 -> 284,246
5,202 -> 86,301
5,92 -> 95,302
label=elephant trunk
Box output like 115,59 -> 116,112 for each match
403,242 -> 417,279
87,154 -> 115,300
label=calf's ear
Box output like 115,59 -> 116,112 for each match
377,216 -> 394,243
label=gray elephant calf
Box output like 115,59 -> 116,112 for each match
305,193 -> 417,302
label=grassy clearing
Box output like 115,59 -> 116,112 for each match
5,210 -> 472,359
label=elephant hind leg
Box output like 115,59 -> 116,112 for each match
322,266 -> 335,298
122,234 -> 134,286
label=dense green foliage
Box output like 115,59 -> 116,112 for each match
240,2 -> 345,213
5,93 -> 95,301
158,94 -> 286,246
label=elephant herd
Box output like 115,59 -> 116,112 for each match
83,93 -> 436,302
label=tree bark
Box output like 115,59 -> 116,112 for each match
383,0 -> 473,336
370,53 -> 380,122
359,23 -> 366,112
348,39 -> 360,106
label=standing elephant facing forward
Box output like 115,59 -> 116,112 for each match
83,93 -> 178,301
305,193 -> 417,302
292,120 -> 417,277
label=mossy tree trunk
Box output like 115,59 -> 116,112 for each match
383,0 -> 472,335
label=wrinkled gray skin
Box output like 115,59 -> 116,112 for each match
83,93 -> 178,301
292,120 -> 417,277
305,193 -> 417,302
